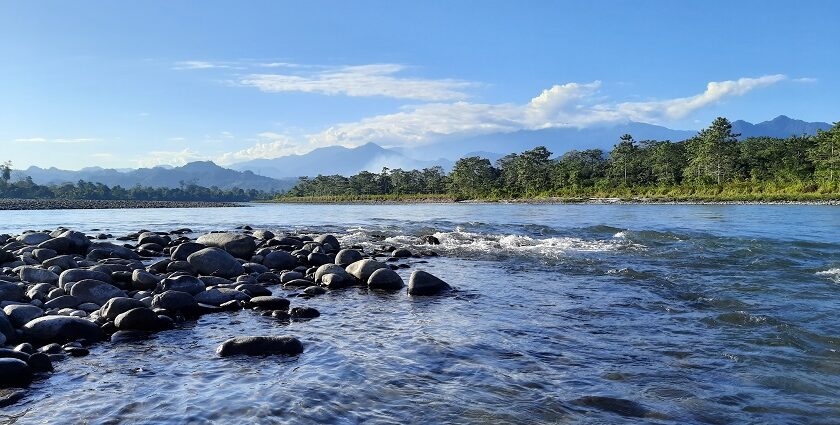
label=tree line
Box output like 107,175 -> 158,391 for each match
284,117 -> 840,200
0,173 -> 270,202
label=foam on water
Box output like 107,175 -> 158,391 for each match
816,268 -> 840,284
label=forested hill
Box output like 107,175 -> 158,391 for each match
282,117 -> 840,201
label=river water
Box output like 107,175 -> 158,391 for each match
1,204 -> 838,424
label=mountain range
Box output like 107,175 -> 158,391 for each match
16,115 -> 833,188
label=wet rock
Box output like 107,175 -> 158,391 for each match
345,259 -> 387,283
0,348 -> 30,361
216,336 -> 303,357
151,290 -> 198,313
407,270 -> 451,295
58,269 -> 111,288
0,358 -> 32,388
391,248 -> 412,258
137,232 -> 168,247
421,235 -> 441,245
314,264 -> 347,283
69,279 -> 125,305
280,271 -> 304,283
314,234 -> 340,252
234,284 -> 271,297
110,330 -> 152,343
3,304 -> 44,328
248,296 -> 290,311
0,282 -> 25,302
44,295 -> 80,309
17,232 -> 51,246
368,268 -> 405,290
252,230 -> 275,240
321,273 -> 353,289
32,248 -> 58,262
42,255 -> 78,271
87,242 -> 141,261
21,316 -> 104,343
196,233 -> 256,259
303,286 -> 326,296
186,248 -> 244,278
194,288 -> 250,306
290,306 -> 320,320
57,230 -> 91,254
19,267 -> 59,284
26,352 -> 53,373
283,278 -> 315,288
99,297 -> 147,320
255,272 -> 281,284
334,249 -> 364,267
263,250 -> 298,270
131,270 -> 161,291
114,307 -> 163,331
170,242 -> 206,261
160,275 -> 205,295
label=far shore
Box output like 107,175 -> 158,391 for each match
0,199 -> 246,210
264,196 -> 840,206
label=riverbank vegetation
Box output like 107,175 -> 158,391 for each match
280,118 -> 840,202
0,174 -> 270,202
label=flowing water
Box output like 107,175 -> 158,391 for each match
1,204 -> 838,424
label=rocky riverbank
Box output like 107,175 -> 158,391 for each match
0,199 -> 245,210
0,226 -> 449,399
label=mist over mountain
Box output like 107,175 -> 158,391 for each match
19,161 -> 296,192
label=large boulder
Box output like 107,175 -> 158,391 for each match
196,233 -> 256,259
194,288 -> 250,306
0,282 -> 25,302
262,250 -> 298,270
345,259 -> 387,283
37,237 -> 72,255
87,242 -> 140,261
69,279 -> 125,305
335,249 -> 363,267
42,255 -> 77,271
367,268 -> 405,290
3,305 -> 44,328
248,296 -> 290,310
99,297 -> 147,320
17,232 -> 51,246
44,295 -> 81,309
59,269 -> 111,288
151,290 -> 198,313
160,275 -> 205,295
19,267 -> 59,284
321,273 -> 353,289
131,270 -> 161,291
170,242 -> 206,261
314,235 -> 340,252
21,316 -> 104,343
186,248 -> 244,278
114,307 -> 163,331
216,336 -> 303,357
57,230 -> 91,254
407,270 -> 452,295
314,264 -> 347,283
0,358 -> 32,388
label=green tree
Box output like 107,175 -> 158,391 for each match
809,122 -> 840,182
449,156 -> 497,198
685,117 -> 740,184
608,134 -> 639,185
1,161 -> 11,182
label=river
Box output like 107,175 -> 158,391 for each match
1,204 -> 838,423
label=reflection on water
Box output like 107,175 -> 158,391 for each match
1,204 -> 839,423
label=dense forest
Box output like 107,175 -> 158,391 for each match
283,118 -> 840,201
0,170 -> 269,202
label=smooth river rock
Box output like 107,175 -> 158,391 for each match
216,336 -> 303,357
367,268 -> 405,290
186,248 -> 245,278
69,279 -> 126,305
345,259 -> 387,283
407,270 -> 452,295
196,233 -> 256,259
21,316 -> 104,343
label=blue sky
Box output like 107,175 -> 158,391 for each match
1,0 -> 838,170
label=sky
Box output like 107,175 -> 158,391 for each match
1,0 -> 838,170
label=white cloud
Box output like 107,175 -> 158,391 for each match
134,149 -> 209,168
217,133 -> 303,165
14,137 -> 98,144
792,77 -> 818,83
92,153 -> 115,159
218,74 -> 788,161
172,61 -> 236,70
239,64 -> 474,101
